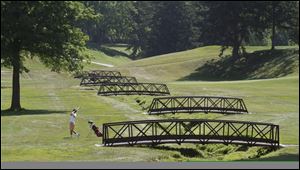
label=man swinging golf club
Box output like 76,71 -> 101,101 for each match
69,107 -> 80,137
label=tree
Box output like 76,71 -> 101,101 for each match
191,1 -> 209,46
127,1 -> 156,58
1,1 -> 98,111
203,1 -> 267,58
287,1 -> 299,45
146,1 -> 197,56
264,1 -> 299,50
83,1 -> 136,44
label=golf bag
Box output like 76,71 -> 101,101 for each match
88,121 -> 103,137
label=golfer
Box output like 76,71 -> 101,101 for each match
69,108 -> 80,137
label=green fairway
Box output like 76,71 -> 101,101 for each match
1,45 -> 299,162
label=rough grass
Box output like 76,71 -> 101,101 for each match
1,45 -> 299,162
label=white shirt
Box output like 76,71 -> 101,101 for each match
70,112 -> 77,123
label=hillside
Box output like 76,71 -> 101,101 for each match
81,44 -> 132,71
116,46 -> 299,82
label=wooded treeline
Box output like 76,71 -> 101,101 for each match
81,1 -> 299,58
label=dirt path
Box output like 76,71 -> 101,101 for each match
83,60 -> 114,67
280,144 -> 299,147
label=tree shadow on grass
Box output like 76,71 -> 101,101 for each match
98,46 -> 130,58
1,109 -> 67,116
139,145 -> 203,158
240,153 -> 299,161
87,42 -> 130,58
179,48 -> 299,81
1,86 -> 11,89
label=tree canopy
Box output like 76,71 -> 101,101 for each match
1,1 -> 98,72
1,1 -> 98,110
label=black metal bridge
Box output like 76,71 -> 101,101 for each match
87,70 -> 122,77
148,96 -> 248,115
102,119 -> 279,149
97,83 -> 171,96
75,70 -> 122,79
80,76 -> 138,86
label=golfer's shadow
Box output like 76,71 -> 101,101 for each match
63,136 -> 73,140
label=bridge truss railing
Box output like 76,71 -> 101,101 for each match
148,96 -> 248,115
98,83 -> 170,96
102,119 -> 279,149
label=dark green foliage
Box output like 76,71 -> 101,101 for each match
150,145 -> 204,158
145,1 -> 197,56
196,144 -> 238,158
1,1 -> 98,72
288,1 -> 299,45
202,1 -> 267,58
126,1 -> 157,58
82,1 -> 298,58
83,1 -> 136,44
248,147 -> 273,159
126,1 -> 199,58
260,1 -> 299,49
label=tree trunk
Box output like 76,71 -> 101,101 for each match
271,2 -> 276,50
232,43 -> 240,59
10,49 -> 22,111
271,24 -> 275,50
232,46 -> 239,58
